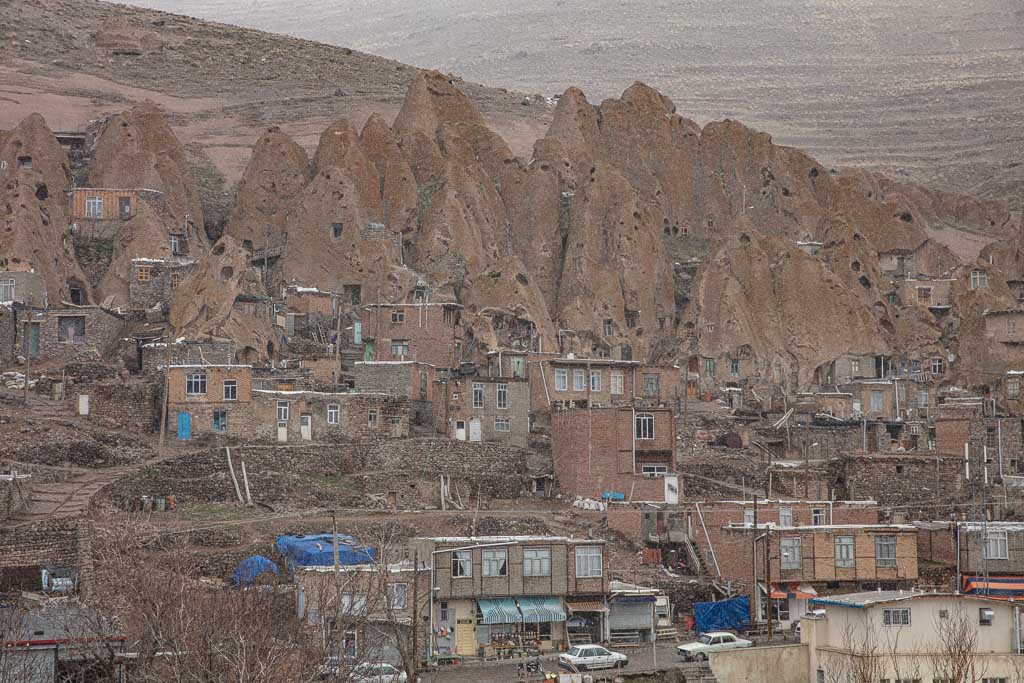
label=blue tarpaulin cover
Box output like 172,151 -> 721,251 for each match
232,555 -> 280,586
693,596 -> 750,634
275,534 -> 376,568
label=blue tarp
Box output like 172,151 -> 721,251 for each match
693,596 -> 750,634
275,534 -> 376,568
232,555 -> 280,586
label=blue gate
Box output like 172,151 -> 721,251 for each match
177,412 -> 191,440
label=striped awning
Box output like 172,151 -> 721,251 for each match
566,600 -> 608,613
518,596 -> 567,623
478,598 -> 522,625
962,575 -> 1024,598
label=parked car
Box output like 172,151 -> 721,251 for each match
558,644 -> 628,671
676,631 -> 753,661
348,662 -> 408,682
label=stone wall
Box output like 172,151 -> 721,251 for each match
139,341 -> 236,375
16,306 -> 124,364
0,519 -> 80,590
834,452 -> 973,519
0,304 -> 15,364
128,259 -> 193,312
84,381 -> 163,433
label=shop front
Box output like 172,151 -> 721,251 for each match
474,596 -> 567,656
564,598 -> 608,645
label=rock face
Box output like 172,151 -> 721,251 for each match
87,105 -> 208,306
0,114 -> 91,304
168,236 -> 279,364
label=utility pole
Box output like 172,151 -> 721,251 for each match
765,525 -> 773,639
752,497 -> 759,625
23,325 -> 30,406
411,548 -> 419,680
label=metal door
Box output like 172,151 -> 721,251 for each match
469,418 -> 482,442
300,414 -> 312,440
277,421 -> 288,443
176,412 -> 191,440
455,420 -> 466,441
119,196 -> 131,219
23,322 -> 39,357
353,321 -> 362,345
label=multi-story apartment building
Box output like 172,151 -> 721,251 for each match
411,536 -> 609,657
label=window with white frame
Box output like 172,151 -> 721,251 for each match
451,550 -> 472,577
482,549 -> 508,577
779,507 -> 793,527
0,279 -> 14,302
169,234 -> 181,254
980,608 -> 995,627
812,508 -> 825,525
386,583 -> 408,610
391,309 -> 405,323
971,269 -> 989,289
781,537 -> 801,569
277,400 -> 289,421
916,287 -> 932,305
642,373 -> 660,397
573,369 -> 586,391
590,371 -> 601,392
391,340 -> 409,357
494,417 -> 510,432
985,530 -> 1009,560
603,319 -> 613,336
496,383 -> 508,409
524,548 -> 551,577
730,358 -> 740,376
473,382 -> 485,409
635,413 -> 654,440
185,373 -> 207,395
931,357 -> 944,374
85,195 -> 103,218
743,508 -> 755,526
222,379 -> 237,401
641,464 -> 667,476
882,608 -> 910,626
834,536 -> 855,568
327,404 -> 339,425
555,369 -> 568,392
368,409 -> 378,429
875,535 -> 897,567
870,390 -> 884,412
575,546 -> 603,578
610,371 -> 624,395
850,358 -> 861,375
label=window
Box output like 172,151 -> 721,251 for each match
917,390 -> 929,409
743,509 -> 754,526
170,234 -> 181,254
870,390 -> 884,412
987,427 -> 998,448
603,319 -> 613,336
170,272 -> 181,289
875,535 -> 897,568
882,608 -> 910,626
555,369 -> 568,392
573,369 -> 586,391
917,287 -> 932,305
472,382 -> 485,409
635,413 -> 654,440
137,267 -> 151,282
496,383 -> 508,409
641,464 -> 667,476
451,550 -> 472,577
980,608 -> 995,626
590,371 -> 601,392
212,410 -> 227,432
327,404 -> 339,425
482,549 -> 507,577
982,678 -> 1008,683
985,530 -> 1008,560
524,548 -> 551,577
439,601 -> 450,622
494,417 -> 510,432
971,269 -> 989,289
222,379 -> 237,401
642,373 -> 660,397
1010,378 -> 1021,399
16,156 -> 32,170
391,340 -> 409,357
186,373 -> 207,396
781,537 -> 801,569
887,292 -> 897,305
391,309 -> 405,323
386,584 -> 408,610
575,546 -> 603,578
817,671 -> 825,683
849,358 -> 861,376
812,508 -> 825,525
625,310 -> 638,329
368,409 -> 379,429
730,359 -> 740,376
779,507 -> 793,527
277,400 -> 289,421
85,195 -> 103,218
931,357 -> 944,375
1011,320 -> 1019,336
340,593 -> 367,616
834,536 -> 855,568
704,358 -> 715,374
610,371 -> 624,395
331,222 -> 343,238
0,279 -> 14,302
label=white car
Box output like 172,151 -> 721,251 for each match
348,662 -> 408,683
676,631 -> 753,661
558,644 -> 629,671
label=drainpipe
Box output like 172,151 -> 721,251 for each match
893,377 -> 900,421
1016,604 -> 1021,654
631,406 -> 637,475
955,522 -> 961,594
999,419 -> 1004,481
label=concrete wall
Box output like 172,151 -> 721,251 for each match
711,644 -> 808,683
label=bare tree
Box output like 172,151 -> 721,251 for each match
929,604 -> 986,683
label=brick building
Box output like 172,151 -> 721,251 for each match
129,258 -> 193,313
551,406 -> 677,503
14,305 -> 124,364
935,414 -> 1024,476
166,364 -> 253,440
412,536 -> 610,655
832,452 -> 970,519
433,375 -> 531,448
897,277 -> 954,310
137,339 -> 236,375
353,361 -> 435,426
358,303 -> 464,367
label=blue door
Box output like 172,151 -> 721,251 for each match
177,412 -> 191,440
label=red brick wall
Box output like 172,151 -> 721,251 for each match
360,305 -> 463,367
